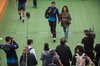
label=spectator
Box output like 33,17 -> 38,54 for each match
40,43 -> 51,66
95,44 -> 100,66
27,39 -> 37,60
46,50 -> 55,66
72,45 -> 93,66
48,56 -> 62,66
45,1 -> 60,42
33,0 -> 37,8
60,6 -> 72,42
81,30 -> 95,62
2,36 -> 19,66
20,46 -> 37,66
56,38 -> 72,66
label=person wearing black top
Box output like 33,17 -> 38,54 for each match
20,47 -> 37,66
56,38 -> 72,66
81,30 -> 95,62
95,44 -> 100,66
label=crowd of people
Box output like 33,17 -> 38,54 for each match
0,0 -> 100,66
1,34 -> 100,66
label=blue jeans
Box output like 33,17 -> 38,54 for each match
63,27 -> 69,39
33,0 -> 37,7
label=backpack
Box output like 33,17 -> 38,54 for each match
75,53 -> 85,66
45,7 -> 51,19
45,52 -> 53,66
20,54 -> 26,66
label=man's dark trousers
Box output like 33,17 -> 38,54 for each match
49,20 -> 56,38
33,0 -> 37,7
7,61 -> 18,66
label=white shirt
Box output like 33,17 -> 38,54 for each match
27,46 -> 37,59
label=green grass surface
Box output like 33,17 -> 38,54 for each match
0,0 -> 100,66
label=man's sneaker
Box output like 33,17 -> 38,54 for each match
20,16 -> 22,20
33,6 -> 34,8
53,38 -> 56,42
22,19 -> 24,23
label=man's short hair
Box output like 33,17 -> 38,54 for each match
60,38 -> 65,45
27,39 -> 33,45
5,36 -> 11,42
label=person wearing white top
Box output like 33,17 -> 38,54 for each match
27,39 -> 37,59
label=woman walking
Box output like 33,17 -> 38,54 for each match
60,6 -> 72,42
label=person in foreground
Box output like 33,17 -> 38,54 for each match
94,44 -> 100,66
15,0 -> 28,23
20,46 -> 37,66
46,1 -> 60,42
60,6 -> 72,42
2,36 -> 19,66
48,56 -> 63,66
56,38 -> 72,66
27,39 -> 37,60
40,43 -> 51,66
81,30 -> 95,62
72,45 -> 94,66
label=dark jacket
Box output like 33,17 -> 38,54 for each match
46,7 -> 60,21
95,44 -> 100,61
81,37 -> 94,54
20,53 -> 37,66
2,41 -> 19,63
60,12 -> 71,27
56,44 -> 72,64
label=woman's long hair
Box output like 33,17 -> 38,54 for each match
62,6 -> 69,12
44,43 -> 49,51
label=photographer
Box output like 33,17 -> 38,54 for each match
81,30 -> 95,62
2,36 -> 19,66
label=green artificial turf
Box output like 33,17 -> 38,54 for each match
0,0 -> 100,66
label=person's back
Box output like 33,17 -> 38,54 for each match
20,53 -> 37,66
56,38 -> 72,66
40,50 -> 51,66
20,47 -> 37,66
95,44 -> 100,66
2,36 -> 19,66
56,44 -> 72,64
81,37 -> 94,53
40,43 -> 52,66
3,44 -> 18,62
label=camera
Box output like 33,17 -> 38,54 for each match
84,28 -> 95,39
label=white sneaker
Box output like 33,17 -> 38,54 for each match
0,38 -> 3,40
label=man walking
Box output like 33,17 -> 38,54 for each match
15,0 -> 28,23
46,1 -> 60,42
